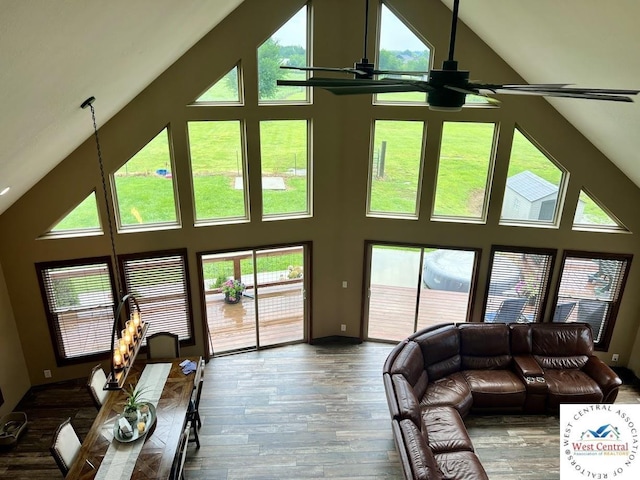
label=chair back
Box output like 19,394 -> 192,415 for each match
50,417 -> 81,476
552,302 -> 577,323
577,299 -> 608,342
87,364 -> 108,409
170,420 -> 191,480
494,298 -> 527,323
147,332 -> 180,359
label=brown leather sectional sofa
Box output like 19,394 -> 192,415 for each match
382,322 -> 622,480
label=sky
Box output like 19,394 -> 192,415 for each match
272,4 -> 429,53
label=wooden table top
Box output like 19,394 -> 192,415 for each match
67,357 -> 201,480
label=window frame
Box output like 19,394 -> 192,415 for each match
111,125 -> 182,232
482,245 -> 557,324
118,248 -> 196,348
36,256 -> 118,366
551,250 -> 632,351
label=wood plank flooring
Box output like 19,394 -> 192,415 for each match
2,342 -> 640,479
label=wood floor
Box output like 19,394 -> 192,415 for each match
2,341 -> 640,480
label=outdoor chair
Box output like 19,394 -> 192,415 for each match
147,332 -> 180,360
87,364 -> 108,410
552,302 -> 577,323
50,417 -> 81,477
577,299 -> 608,342
484,297 -> 527,323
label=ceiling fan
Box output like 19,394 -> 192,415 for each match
277,0 -> 639,111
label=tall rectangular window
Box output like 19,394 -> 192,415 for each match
36,257 -> 116,364
484,247 -> 555,323
432,122 -> 495,222
188,121 -> 248,223
120,250 -> 194,342
554,252 -> 631,350
368,120 -> 425,218
259,120 -> 310,218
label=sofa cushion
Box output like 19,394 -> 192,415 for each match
392,374 -> 422,425
414,325 -> 461,381
544,369 -> 603,409
422,372 -> 473,417
434,451 -> 489,480
532,323 -> 593,369
422,406 -> 474,453
462,370 -> 526,409
459,323 -> 512,369
390,341 -> 427,386
398,419 -> 444,480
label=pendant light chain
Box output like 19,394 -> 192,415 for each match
82,97 -> 123,296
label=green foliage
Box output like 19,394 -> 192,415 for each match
53,278 -> 79,308
258,38 -> 286,99
123,384 -> 149,412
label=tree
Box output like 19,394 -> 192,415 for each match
258,38 -> 286,99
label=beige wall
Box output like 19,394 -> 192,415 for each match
0,0 -> 639,386
0,261 -> 30,415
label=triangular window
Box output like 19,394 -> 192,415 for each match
258,5 -> 308,103
573,189 -> 628,232
46,191 -> 101,235
194,65 -> 241,104
375,3 -> 431,104
112,128 -> 179,229
500,128 -> 567,226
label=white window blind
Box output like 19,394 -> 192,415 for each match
555,254 -> 630,349
484,249 -> 554,323
37,258 -> 115,362
121,251 -> 192,342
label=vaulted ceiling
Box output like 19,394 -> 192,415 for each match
1,0 -> 638,216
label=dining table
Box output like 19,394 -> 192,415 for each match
66,356 -> 202,480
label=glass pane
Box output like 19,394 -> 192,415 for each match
500,128 -> 565,225
573,189 -> 626,230
367,245 -> 421,341
555,256 -> 628,344
432,122 -> 494,220
50,192 -> 101,232
375,4 -> 430,104
258,6 -> 307,103
113,129 -> 178,227
188,121 -> 248,222
484,250 -> 553,323
260,120 -> 309,217
417,248 -> 475,329
195,66 -> 240,103
368,120 -> 424,216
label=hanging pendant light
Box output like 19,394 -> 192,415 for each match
81,96 -> 148,390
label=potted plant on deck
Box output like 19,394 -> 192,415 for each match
221,279 -> 246,304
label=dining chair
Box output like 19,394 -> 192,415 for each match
484,297 -> 527,323
87,364 -> 108,410
552,302 -> 577,323
170,420 -> 191,480
187,377 -> 204,449
50,417 -> 81,477
147,332 -> 180,359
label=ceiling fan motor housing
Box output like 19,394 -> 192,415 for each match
427,67 -> 470,110
354,59 -> 376,79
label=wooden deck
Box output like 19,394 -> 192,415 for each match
206,283 -> 305,354
367,284 -> 471,341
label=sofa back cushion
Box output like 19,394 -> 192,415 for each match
414,325 -> 461,381
392,374 -> 422,425
509,323 -> 533,354
532,323 -> 593,369
459,323 -> 512,369
389,341 -> 429,398
397,419 -> 444,480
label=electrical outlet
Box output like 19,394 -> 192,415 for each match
342,281 -> 348,288
44,369 -> 52,378
340,324 -> 346,332
612,353 -> 619,362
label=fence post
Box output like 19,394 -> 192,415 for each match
378,141 -> 387,178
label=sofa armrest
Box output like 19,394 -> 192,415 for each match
582,356 -> 622,403
513,355 -> 544,377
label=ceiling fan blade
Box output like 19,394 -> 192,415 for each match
278,77 -> 397,88
373,69 -> 429,76
322,84 -> 428,95
444,85 -> 501,105
488,89 -> 635,103
280,65 -> 369,76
